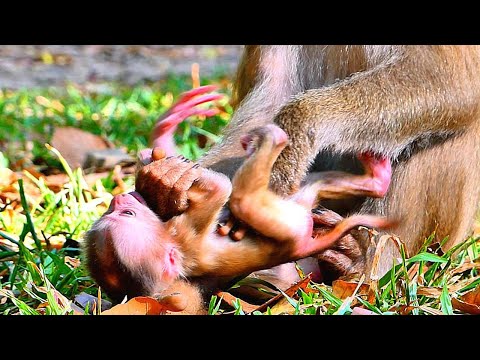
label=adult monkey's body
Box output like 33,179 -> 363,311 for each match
196,45 -> 480,277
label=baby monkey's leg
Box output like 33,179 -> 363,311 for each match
291,153 -> 391,209
230,124 -> 392,249
230,124 -> 314,242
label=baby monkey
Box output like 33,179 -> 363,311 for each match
85,123 -> 391,302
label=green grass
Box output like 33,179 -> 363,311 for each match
0,74 -> 232,171
0,74 -> 479,315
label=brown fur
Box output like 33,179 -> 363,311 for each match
87,125 -> 391,304
137,126 -> 389,279
200,45 -> 480,277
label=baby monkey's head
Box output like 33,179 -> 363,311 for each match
84,192 -> 183,301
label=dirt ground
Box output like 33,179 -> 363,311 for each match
0,45 -> 243,89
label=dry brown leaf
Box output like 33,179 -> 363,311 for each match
407,262 -> 423,282
332,278 -> 375,304
43,173 -> 70,192
30,278 -> 71,310
418,276 -> 480,298
461,285 -> 480,304
251,275 -> 312,314
0,288 -> 12,305
269,298 -> 298,315
102,296 -> 168,315
452,285 -> 480,314
215,291 -> 258,313
389,304 -> 416,315
51,127 -> 112,169
417,287 -> 442,297
451,298 -> 480,315
7,174 -> 42,202
302,287 -> 320,295
370,234 -> 405,293
449,260 -> 480,276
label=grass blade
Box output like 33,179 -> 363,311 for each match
407,252 -> 448,264
440,283 -> 454,315
18,179 -> 41,250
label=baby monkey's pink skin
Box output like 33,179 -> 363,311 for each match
86,124 -> 391,300
229,124 -> 390,259
84,191 -> 183,300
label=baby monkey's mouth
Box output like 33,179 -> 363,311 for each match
128,191 -> 147,206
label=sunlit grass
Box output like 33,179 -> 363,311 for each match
0,75 -> 233,171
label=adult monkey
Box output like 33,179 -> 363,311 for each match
155,46 -> 480,280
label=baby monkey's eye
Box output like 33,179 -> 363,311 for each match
121,210 -> 136,217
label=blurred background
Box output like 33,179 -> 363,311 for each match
0,45 -> 243,174
0,45 -> 243,88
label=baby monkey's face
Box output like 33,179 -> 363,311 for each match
84,192 -> 182,301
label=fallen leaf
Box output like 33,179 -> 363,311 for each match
44,173 -> 70,192
417,287 -> 442,297
50,127 -> 112,169
461,285 -> 480,304
369,234 -> 406,293
215,291 -> 258,313
269,297 -> 298,315
332,278 -> 375,304
30,275 -> 71,310
452,298 -> 480,315
417,276 -> 480,298
449,260 -> 480,276
389,305 -> 415,315
102,296 -> 168,315
407,263 -> 421,281
23,166 -> 44,180
452,285 -> 480,315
